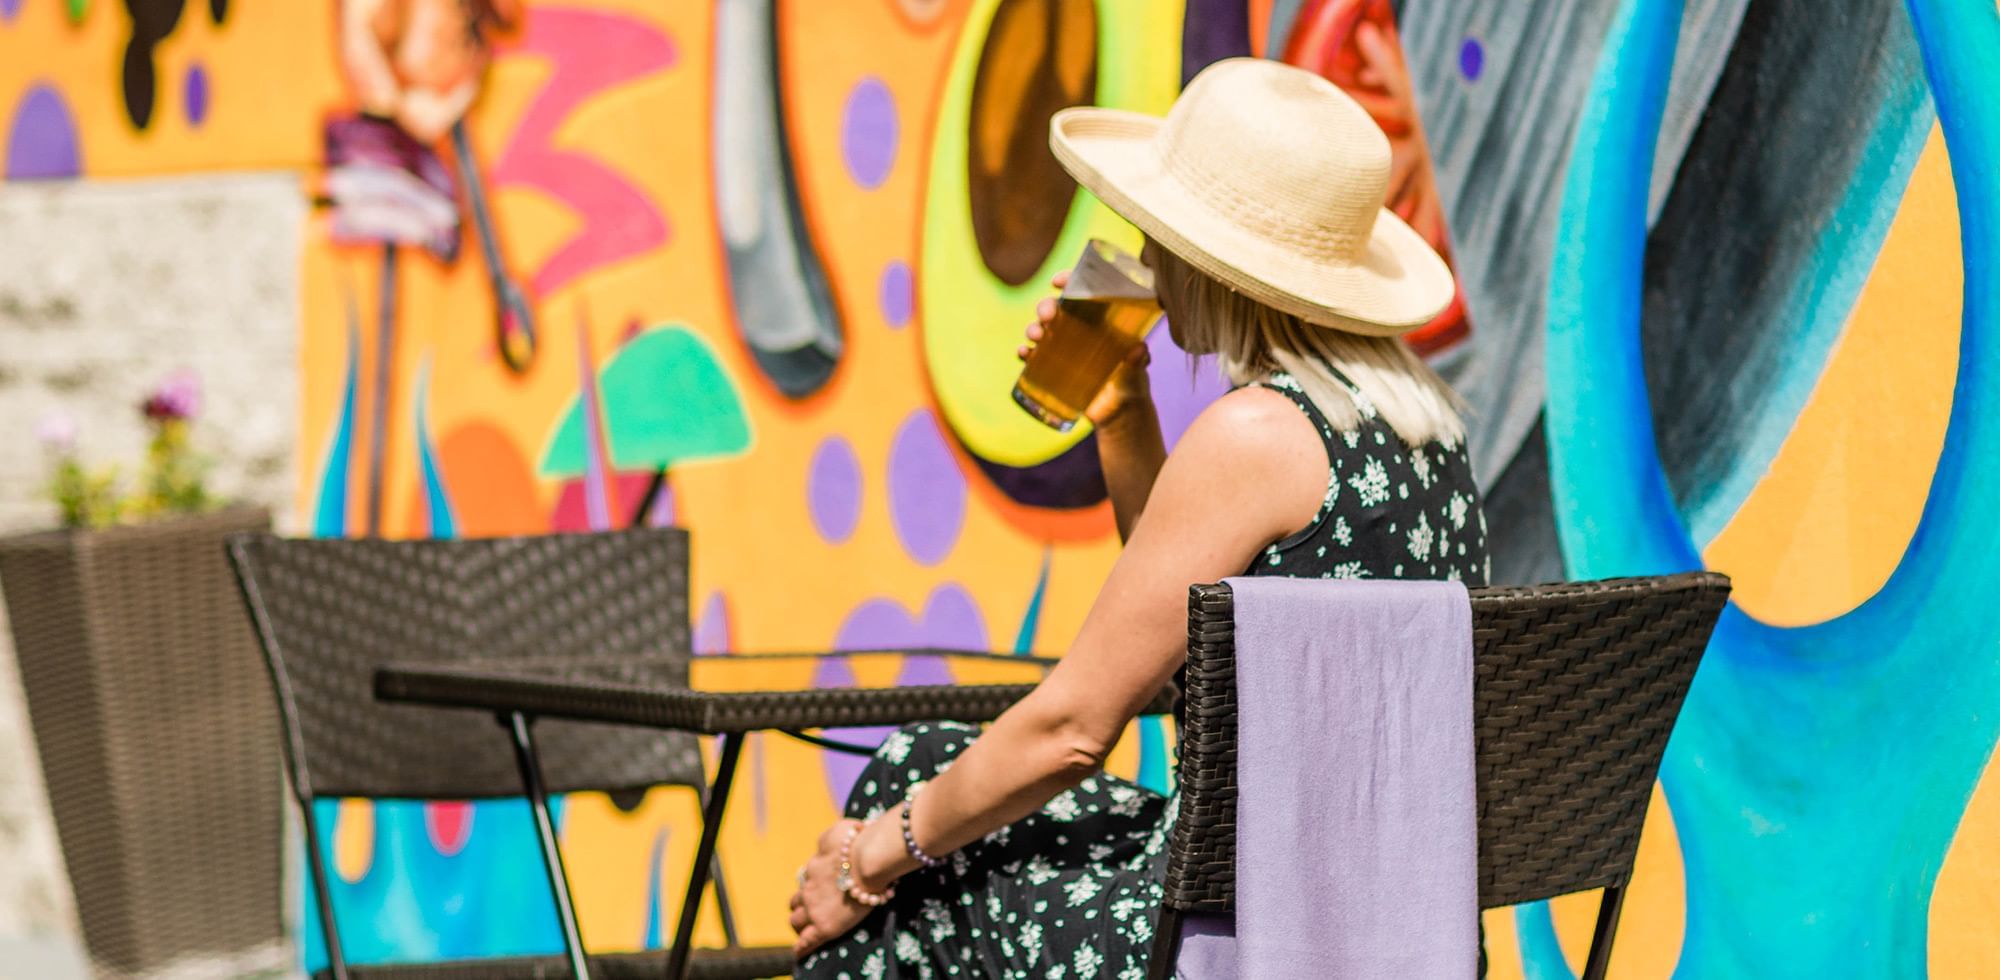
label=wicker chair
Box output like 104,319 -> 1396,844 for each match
226,528 -> 795,980
1149,573 -> 1731,980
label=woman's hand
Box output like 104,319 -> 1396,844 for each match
788,820 -> 875,960
1018,271 -> 1157,431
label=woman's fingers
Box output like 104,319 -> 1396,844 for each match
1051,270 -> 1070,290
794,925 -> 824,960
1035,297 -> 1057,324
1021,316 -> 1049,362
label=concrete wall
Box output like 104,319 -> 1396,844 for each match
0,173 -> 303,948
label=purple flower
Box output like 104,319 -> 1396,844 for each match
35,412 -> 77,453
143,371 -> 201,422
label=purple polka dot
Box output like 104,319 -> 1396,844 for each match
888,409 -> 966,565
0,0 -> 22,22
1146,319 -> 1232,450
5,84 -> 81,180
840,77 -> 899,189
808,436 -> 862,544
918,583 -> 988,651
1458,38 -> 1484,81
879,261 -> 913,329
817,587 -> 990,800
184,63 -> 209,127
692,591 -> 730,655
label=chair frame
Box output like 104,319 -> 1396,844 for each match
1147,573 -> 1730,980
226,530 -> 797,980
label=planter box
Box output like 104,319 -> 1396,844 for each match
0,507 -> 284,978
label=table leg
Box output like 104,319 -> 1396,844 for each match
505,711 -> 592,980
666,733 -> 743,980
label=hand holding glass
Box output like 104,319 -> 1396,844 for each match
1012,239 -> 1161,432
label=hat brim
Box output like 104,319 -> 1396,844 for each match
1050,106 -> 1454,336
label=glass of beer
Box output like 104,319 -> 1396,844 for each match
1012,239 -> 1161,432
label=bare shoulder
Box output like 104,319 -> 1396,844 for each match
1171,385 -> 1322,470
1143,385 -> 1327,545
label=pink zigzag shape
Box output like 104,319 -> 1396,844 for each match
491,8 -> 677,299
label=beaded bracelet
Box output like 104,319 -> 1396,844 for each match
836,823 -> 895,907
900,790 -> 946,869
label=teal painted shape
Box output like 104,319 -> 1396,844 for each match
1012,548 -> 1053,655
542,325 -> 752,475
1514,901 -> 1573,980
641,826 -> 670,949
313,320 -> 359,537
299,798 -> 567,971
1539,0 -> 2000,973
414,360 -> 456,540
1137,716 -> 1170,796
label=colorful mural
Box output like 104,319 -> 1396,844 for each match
3,0 -> 1997,975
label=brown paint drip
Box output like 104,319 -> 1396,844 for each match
968,0 -> 1098,286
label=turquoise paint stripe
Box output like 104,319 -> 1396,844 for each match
414,360 -> 456,540
312,319 -> 360,538
641,826 -> 669,949
1137,716 -> 1170,795
1543,0 -> 1698,583
1012,548 -> 1053,655
1514,901 -> 1574,980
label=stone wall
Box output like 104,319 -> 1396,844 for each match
0,173 -> 304,945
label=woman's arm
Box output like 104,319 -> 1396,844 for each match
1023,276 -> 1168,542
845,386 -> 1327,890
1094,389 -> 1168,543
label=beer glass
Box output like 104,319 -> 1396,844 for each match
1012,239 -> 1161,432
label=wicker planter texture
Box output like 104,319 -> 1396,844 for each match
0,507 -> 285,978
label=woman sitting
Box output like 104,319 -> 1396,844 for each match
790,57 -> 1487,979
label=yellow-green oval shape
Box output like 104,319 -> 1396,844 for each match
920,0 -> 1183,469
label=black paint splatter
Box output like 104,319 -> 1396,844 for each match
120,0 -> 228,130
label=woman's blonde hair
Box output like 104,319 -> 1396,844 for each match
1153,246 -> 1465,447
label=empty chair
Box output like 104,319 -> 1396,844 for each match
227,528 -> 794,980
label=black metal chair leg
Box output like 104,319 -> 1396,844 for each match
1581,884 -> 1628,980
709,853 -> 741,948
505,712 -> 592,980
1146,906 -> 1184,980
667,733 -> 744,980
689,746 -> 744,949
299,797 -> 351,980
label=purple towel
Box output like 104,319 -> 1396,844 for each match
1176,577 -> 1477,979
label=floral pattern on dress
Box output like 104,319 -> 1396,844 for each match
797,722 -> 1172,979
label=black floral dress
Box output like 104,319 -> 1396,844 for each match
797,369 -> 1489,979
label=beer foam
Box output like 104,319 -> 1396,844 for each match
1068,239 -> 1156,301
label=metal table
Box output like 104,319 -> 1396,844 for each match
376,649 -> 1173,980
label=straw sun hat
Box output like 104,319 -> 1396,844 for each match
1050,57 -> 1452,335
